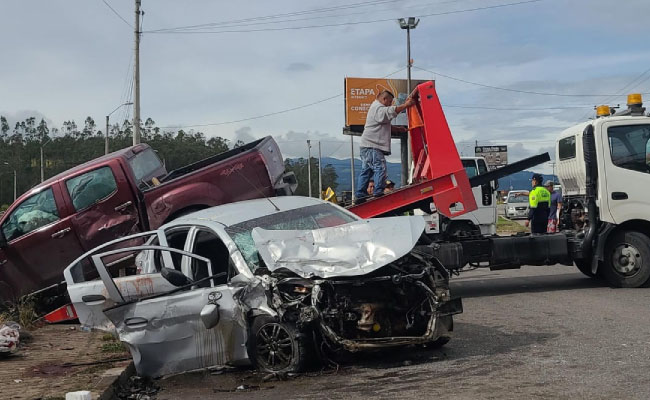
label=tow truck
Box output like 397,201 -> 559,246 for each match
347,81 -> 650,288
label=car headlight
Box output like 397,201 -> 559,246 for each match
507,207 -> 515,212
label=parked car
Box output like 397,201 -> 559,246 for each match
504,190 -> 530,219
64,196 -> 462,377
0,136 -> 296,302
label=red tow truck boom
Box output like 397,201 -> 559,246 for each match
348,81 -> 477,219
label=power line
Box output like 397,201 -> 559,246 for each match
145,0 -> 544,35
158,67 -> 406,129
414,66 -> 650,97
101,0 -> 133,28
147,0 -> 471,33
442,103 -> 590,111
147,0 -> 399,32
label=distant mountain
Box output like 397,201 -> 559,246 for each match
292,157 -> 555,193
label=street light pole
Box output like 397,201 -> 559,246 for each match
398,17 -> 419,186
106,102 -> 134,154
307,140 -> 312,197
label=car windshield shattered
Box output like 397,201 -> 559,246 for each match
225,203 -> 357,272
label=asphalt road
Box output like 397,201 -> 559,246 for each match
155,265 -> 650,400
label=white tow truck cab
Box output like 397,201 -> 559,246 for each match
420,156 -> 497,237
556,94 -> 650,286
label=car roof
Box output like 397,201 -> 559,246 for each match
175,196 -> 332,227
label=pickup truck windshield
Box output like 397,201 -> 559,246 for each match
129,149 -> 163,183
225,203 -> 358,272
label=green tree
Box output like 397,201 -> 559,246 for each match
284,158 -> 338,197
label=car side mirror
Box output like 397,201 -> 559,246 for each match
200,303 -> 220,329
161,267 -> 193,287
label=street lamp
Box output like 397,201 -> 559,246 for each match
40,137 -> 51,183
398,17 -> 419,186
2,162 -> 16,202
106,102 -> 133,155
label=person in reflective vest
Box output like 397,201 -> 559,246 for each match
525,173 -> 551,234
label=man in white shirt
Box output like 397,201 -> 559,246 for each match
355,90 -> 413,200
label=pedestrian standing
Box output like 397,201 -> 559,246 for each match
525,173 -> 551,234
545,180 -> 563,233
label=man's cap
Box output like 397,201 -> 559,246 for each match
532,173 -> 544,183
544,180 -> 554,187
385,179 -> 395,187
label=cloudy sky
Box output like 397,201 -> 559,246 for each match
2,0 -> 650,173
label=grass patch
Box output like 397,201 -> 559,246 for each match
101,333 -> 117,341
0,297 -> 38,329
101,341 -> 127,353
497,216 -> 527,234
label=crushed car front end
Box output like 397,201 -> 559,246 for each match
272,252 -> 461,353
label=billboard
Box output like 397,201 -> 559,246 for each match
345,77 -> 428,127
475,145 -> 508,170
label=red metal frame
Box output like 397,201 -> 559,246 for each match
348,81 -> 477,219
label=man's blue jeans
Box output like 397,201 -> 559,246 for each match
356,147 -> 387,199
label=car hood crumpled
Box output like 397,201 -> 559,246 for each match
252,216 -> 425,279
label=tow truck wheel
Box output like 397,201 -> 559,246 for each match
247,315 -> 311,373
602,230 -> 650,288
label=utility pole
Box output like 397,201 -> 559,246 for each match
318,141 -> 323,199
350,135 -> 355,202
398,17 -> 419,186
307,140 -> 312,197
133,0 -> 142,145
40,145 -> 44,183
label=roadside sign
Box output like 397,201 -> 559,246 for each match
344,77 -> 428,127
475,145 -> 508,170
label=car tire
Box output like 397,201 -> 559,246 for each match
247,315 -> 312,373
601,230 -> 650,288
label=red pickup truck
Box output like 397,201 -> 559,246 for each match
0,136 -> 295,301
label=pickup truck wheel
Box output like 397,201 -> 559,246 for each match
573,259 -> 597,278
247,316 -> 311,373
602,230 -> 650,288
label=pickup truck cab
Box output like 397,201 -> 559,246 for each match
0,136 -> 295,301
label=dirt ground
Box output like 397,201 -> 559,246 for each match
153,265 -> 650,400
0,324 -> 130,400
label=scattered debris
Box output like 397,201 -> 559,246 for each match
65,390 -> 92,400
116,375 -> 160,400
0,321 -> 20,356
213,384 -> 262,393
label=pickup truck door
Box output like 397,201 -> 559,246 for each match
64,162 -> 141,251
0,184 -> 85,299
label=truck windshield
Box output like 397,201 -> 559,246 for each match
129,149 -> 164,183
608,124 -> 650,174
225,203 -> 358,272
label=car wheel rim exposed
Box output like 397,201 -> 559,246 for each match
256,323 -> 293,370
612,243 -> 642,276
